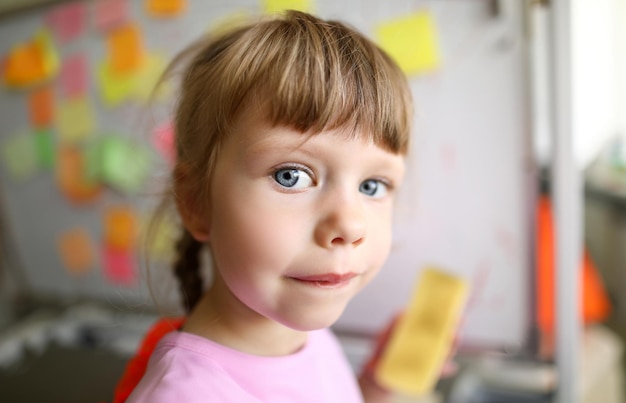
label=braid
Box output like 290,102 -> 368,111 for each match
173,228 -> 204,313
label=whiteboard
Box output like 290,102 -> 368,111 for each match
0,0 -> 534,352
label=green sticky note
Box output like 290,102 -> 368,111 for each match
99,135 -> 152,193
34,129 -> 55,169
376,12 -> 441,75
1,132 -> 38,180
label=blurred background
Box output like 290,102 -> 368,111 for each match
0,0 -> 624,402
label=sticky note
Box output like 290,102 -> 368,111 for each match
46,2 -> 85,43
145,0 -> 186,17
1,132 -> 38,181
60,54 -> 87,98
96,59 -> 137,106
376,268 -> 468,396
28,86 -> 54,128
57,227 -> 95,275
263,0 -> 312,13
99,135 -> 152,193
56,146 -> 102,204
56,97 -> 95,142
133,53 -> 169,102
3,30 -> 59,88
107,24 -> 144,75
376,12 -> 441,75
34,129 -> 55,169
94,0 -> 129,31
103,245 -> 136,286
142,213 -> 177,262
152,121 -> 175,165
104,205 -> 137,251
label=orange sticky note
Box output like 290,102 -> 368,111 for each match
3,43 -> 46,87
107,24 -> 144,75
57,227 -> 95,275
376,12 -> 441,75
29,86 -> 54,128
56,146 -> 102,204
104,206 -> 137,251
3,30 -> 59,88
145,0 -> 186,17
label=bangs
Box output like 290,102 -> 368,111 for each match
214,11 -> 412,154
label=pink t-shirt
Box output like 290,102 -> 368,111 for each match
127,328 -> 363,403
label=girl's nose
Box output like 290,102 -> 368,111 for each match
314,197 -> 366,248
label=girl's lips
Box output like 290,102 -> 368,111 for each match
290,273 -> 358,288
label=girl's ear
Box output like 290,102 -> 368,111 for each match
173,163 -> 210,242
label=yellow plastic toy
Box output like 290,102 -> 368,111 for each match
375,267 -> 468,396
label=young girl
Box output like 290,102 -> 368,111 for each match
126,10 -> 413,402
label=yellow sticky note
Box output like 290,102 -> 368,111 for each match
262,0 -> 312,14
57,227 -> 95,275
97,59 -> 137,106
141,212 -> 177,262
1,132 -> 38,180
133,53 -> 169,102
56,97 -> 95,142
376,268 -> 468,396
376,12 -> 441,75
145,0 -> 186,17
107,24 -> 144,75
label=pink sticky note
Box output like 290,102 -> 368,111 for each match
153,122 -> 175,165
61,54 -> 87,98
102,245 -> 136,286
46,2 -> 85,43
94,0 -> 129,31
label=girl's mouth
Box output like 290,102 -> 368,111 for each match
290,273 -> 358,288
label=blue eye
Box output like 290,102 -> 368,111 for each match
360,179 -> 387,198
273,168 -> 314,189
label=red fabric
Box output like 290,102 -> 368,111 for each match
112,317 -> 185,403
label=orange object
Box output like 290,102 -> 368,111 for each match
145,0 -> 186,16
56,146 -> 102,204
3,42 -> 47,86
29,86 -> 54,128
3,30 -> 59,88
112,317 -> 184,403
107,24 -> 144,74
536,195 -> 611,334
57,227 -> 95,274
104,206 -> 137,251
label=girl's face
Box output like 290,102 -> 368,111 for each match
203,109 -> 405,332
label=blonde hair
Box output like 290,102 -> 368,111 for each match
154,10 -> 413,312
